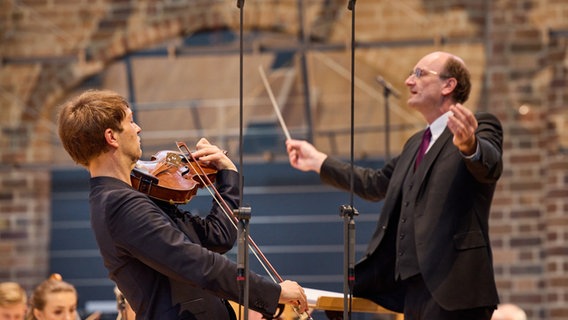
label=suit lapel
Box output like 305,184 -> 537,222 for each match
381,132 -> 423,209
392,132 -> 423,185
365,129 -> 441,254
422,127 -> 452,170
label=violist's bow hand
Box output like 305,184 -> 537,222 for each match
448,103 -> 478,156
278,280 -> 309,313
285,139 -> 327,174
192,138 -> 237,172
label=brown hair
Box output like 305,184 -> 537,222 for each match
58,90 -> 130,167
26,274 -> 77,320
442,57 -> 471,104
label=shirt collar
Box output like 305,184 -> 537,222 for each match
428,111 -> 451,142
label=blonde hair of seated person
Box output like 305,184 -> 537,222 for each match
0,281 -> 27,320
26,274 -> 78,320
491,303 -> 527,320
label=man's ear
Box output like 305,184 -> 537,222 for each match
441,78 -> 457,97
104,128 -> 119,147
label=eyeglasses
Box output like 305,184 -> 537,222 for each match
408,68 -> 441,79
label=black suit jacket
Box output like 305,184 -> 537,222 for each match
320,112 -> 503,312
90,170 -> 281,319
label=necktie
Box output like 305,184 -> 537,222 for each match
414,128 -> 431,170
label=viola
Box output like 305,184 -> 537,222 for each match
130,150 -> 217,204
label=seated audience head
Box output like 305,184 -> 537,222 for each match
26,274 -> 78,320
491,303 -> 527,320
0,282 -> 27,320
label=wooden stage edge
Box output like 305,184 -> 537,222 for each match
305,287 -> 404,320
312,295 -> 404,320
230,287 -> 404,320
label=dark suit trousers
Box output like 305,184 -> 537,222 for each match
403,275 -> 495,320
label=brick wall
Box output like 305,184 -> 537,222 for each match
541,27 -> 568,320
0,167 -> 50,290
1,0 -> 567,318
486,1 -> 568,319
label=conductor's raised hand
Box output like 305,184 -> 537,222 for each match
192,138 -> 237,172
285,139 -> 327,174
448,103 -> 478,156
278,280 -> 309,313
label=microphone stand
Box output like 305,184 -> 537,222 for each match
384,86 -> 392,161
235,207 -> 251,320
236,3 -> 314,320
235,1 -> 249,319
375,76 -> 400,162
341,1 -> 357,320
340,205 -> 358,320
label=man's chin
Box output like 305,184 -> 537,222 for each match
132,151 -> 142,164
407,99 -> 417,108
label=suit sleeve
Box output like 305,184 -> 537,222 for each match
464,112 -> 503,183
319,156 -> 398,202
